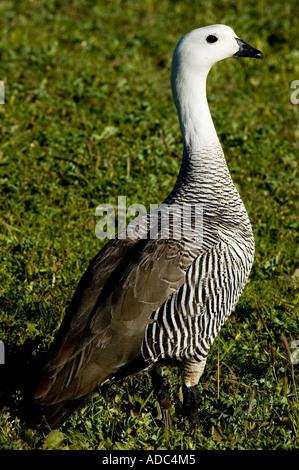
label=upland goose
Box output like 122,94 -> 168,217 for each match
35,25 -> 263,429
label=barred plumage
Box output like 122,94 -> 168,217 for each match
34,25 -> 262,429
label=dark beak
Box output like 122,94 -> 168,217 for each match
234,38 -> 263,59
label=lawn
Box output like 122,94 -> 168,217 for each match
0,0 -> 298,450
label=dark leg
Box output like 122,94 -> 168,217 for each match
150,367 -> 173,430
181,358 -> 206,430
182,384 -> 201,430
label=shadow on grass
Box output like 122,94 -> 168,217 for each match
0,337 -> 47,427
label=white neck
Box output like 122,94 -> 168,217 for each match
172,68 -> 220,153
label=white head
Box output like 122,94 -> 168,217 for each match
172,24 -> 262,77
171,25 -> 263,151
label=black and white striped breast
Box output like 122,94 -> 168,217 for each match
142,232 -> 254,365
142,146 -> 255,367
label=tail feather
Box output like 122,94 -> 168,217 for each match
30,395 -> 90,430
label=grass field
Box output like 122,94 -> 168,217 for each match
0,0 -> 298,450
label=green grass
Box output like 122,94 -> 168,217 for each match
0,0 -> 298,450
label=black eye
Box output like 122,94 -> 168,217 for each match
206,35 -> 218,43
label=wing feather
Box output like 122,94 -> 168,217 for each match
35,233 -> 202,403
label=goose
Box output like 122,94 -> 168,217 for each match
34,24 -> 263,429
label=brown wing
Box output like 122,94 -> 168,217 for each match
34,235 -> 135,400
35,234 -> 199,404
